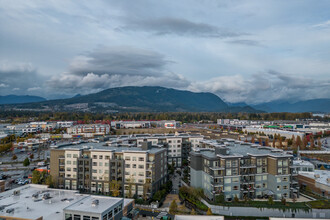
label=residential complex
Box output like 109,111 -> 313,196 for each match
0,184 -> 134,220
50,141 -> 168,198
189,139 -> 299,201
106,133 -> 203,167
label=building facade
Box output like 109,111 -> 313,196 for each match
189,139 -> 299,201
50,142 -> 167,199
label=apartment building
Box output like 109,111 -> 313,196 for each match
189,139 -> 298,201
50,141 -> 167,199
107,133 -> 203,167
67,124 -> 110,136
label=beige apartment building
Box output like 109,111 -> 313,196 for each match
50,142 -> 167,199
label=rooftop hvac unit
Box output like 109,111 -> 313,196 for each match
32,193 -> 39,199
314,174 -> 320,178
6,208 -> 14,213
13,190 -> 20,196
42,193 -> 50,200
92,199 -> 99,206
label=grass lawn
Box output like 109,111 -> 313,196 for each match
307,200 -> 330,209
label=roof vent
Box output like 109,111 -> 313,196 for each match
6,208 -> 14,213
92,199 -> 99,206
13,190 -> 20,196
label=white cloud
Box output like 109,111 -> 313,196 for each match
0,83 -> 9,88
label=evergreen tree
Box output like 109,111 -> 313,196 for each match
23,157 -> 30,166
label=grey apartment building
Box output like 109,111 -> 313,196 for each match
189,139 -> 299,201
106,133 -> 203,167
50,142 -> 167,199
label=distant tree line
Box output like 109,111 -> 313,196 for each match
0,111 -> 315,123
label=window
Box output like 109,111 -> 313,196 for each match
99,155 -> 103,159
226,160 -> 231,167
74,215 -> 81,220
283,185 -> 288,190
99,162 -> 103,166
256,176 -> 262,181
92,169 -> 97,173
93,155 -> 97,159
125,164 -> 130,168
224,186 -> 231,192
73,154 -> 78,158
133,164 -> 137,168
226,169 -> 232,176
132,157 -> 137,161
93,162 -> 97,166
233,186 -> 239,190
224,177 -> 231,184
65,213 -> 72,220
105,162 -> 109,166
66,154 -> 72,158
66,167 -> 71,171
67,160 -> 71,165
277,177 -> 281,183
105,156 -> 110,160
92,217 -> 99,220
139,157 -> 144,161
83,216 -> 90,220
138,165 -> 144,169
125,156 -> 130,161
277,185 -> 281,191
283,177 -> 288,182
232,177 -> 239,183
107,211 -> 113,218
262,183 -> 267,188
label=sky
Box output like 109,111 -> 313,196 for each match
0,0 -> 330,104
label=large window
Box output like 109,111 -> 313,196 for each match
65,213 -> 72,220
74,215 -> 81,220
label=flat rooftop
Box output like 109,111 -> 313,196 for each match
54,142 -> 165,154
64,195 -> 122,214
299,170 -> 330,187
0,184 -> 133,220
200,139 -> 291,158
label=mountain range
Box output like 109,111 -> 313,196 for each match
0,95 -> 46,105
0,86 -> 328,113
0,86 -> 258,113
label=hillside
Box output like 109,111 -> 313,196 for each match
3,86 -> 260,113
0,95 -> 46,104
252,99 -> 330,113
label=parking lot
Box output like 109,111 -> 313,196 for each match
0,148 -> 50,191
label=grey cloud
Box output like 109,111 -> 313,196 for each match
69,47 -> 169,76
227,39 -> 263,47
0,61 -> 44,95
189,70 -> 330,104
119,17 -> 245,38
47,47 -> 190,95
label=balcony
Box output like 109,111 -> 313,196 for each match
240,164 -> 256,168
210,166 -> 225,171
59,163 -> 65,166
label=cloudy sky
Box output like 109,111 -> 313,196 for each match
0,0 -> 329,104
